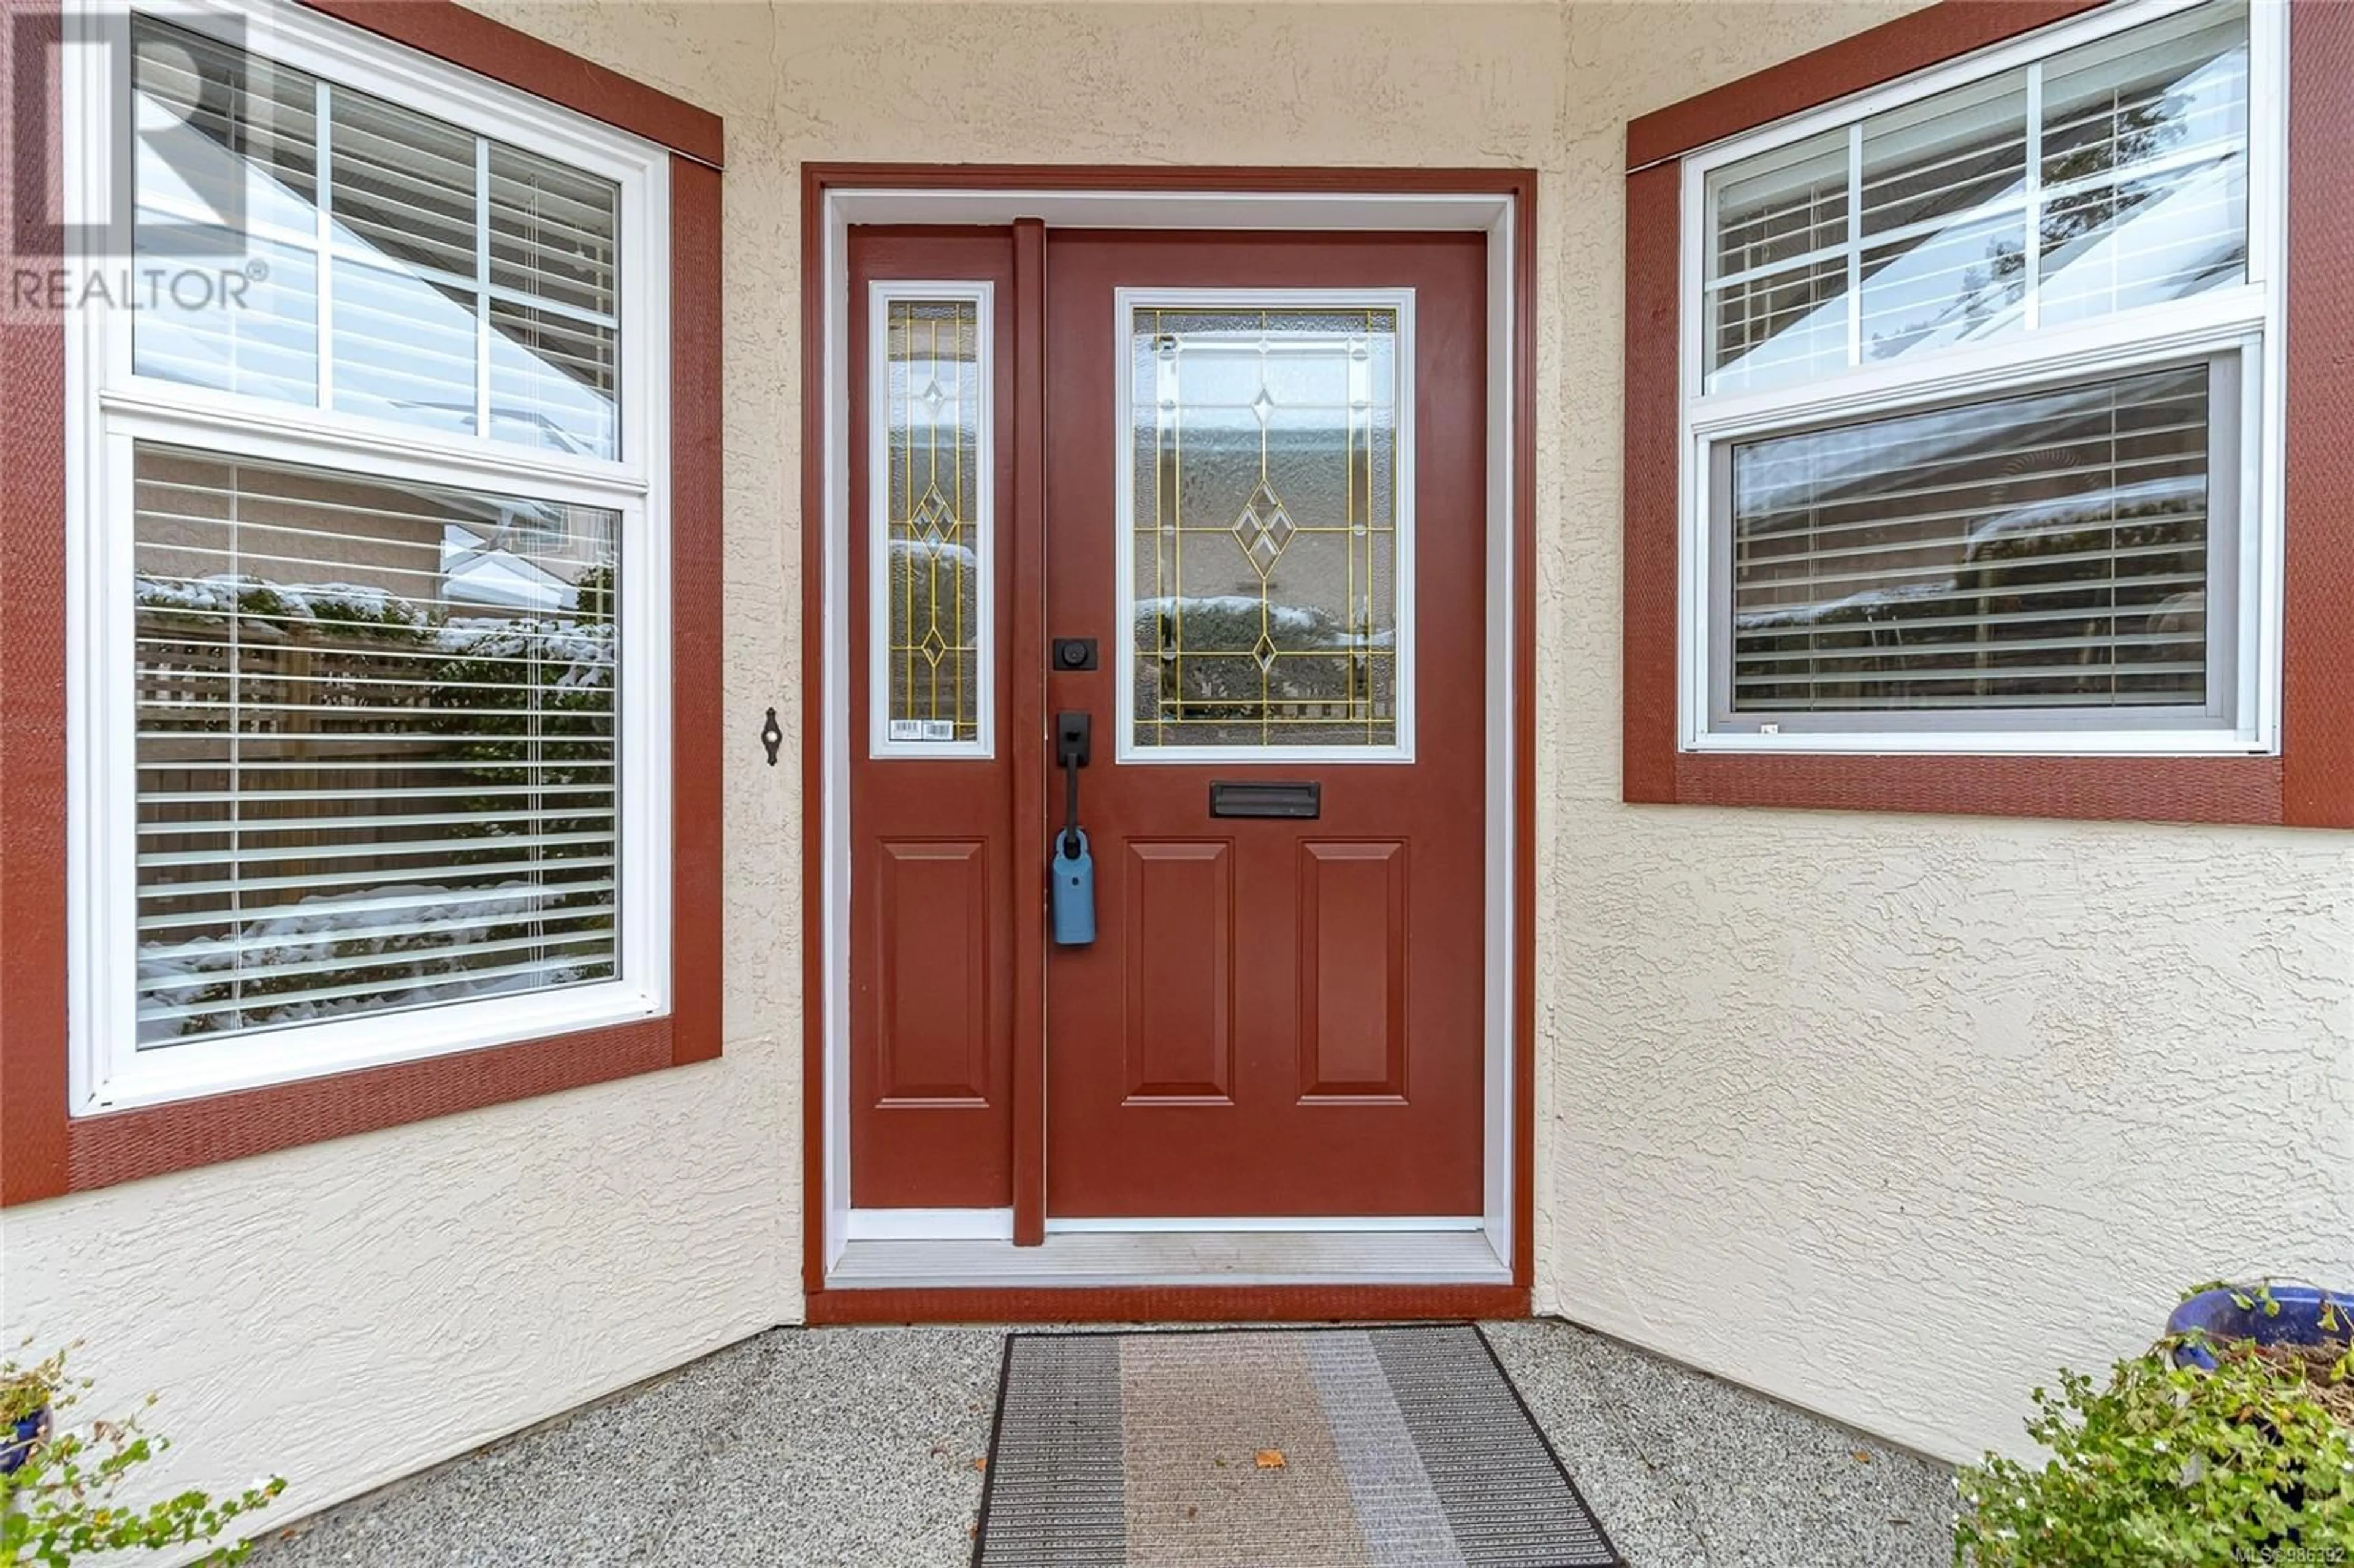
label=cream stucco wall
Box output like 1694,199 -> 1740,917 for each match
6,0 -> 2353,1547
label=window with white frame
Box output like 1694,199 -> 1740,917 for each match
66,1 -> 671,1111
1680,0 -> 2282,753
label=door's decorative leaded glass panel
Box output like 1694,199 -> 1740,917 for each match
878,294 -> 986,747
1129,304 -> 1404,751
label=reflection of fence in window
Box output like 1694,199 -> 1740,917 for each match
134,598 -> 618,1041
1133,594 -> 1393,733
130,447 -> 621,1045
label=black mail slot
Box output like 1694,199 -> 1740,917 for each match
1209,781 -> 1321,819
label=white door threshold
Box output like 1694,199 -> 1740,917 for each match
825,1227 -> 1511,1290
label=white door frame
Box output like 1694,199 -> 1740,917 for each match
815,182 -> 1523,1290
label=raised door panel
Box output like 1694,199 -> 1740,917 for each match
1122,840 -> 1234,1102
876,839 -> 991,1103
1298,840 -> 1407,1100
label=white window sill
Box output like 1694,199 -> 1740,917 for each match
75,981 -> 667,1117
1684,729 -> 2274,758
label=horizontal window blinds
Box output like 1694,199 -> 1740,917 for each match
330,91 -> 477,280
131,21 -> 322,405
1729,363 -> 2212,714
131,15 -> 623,459
489,145 -> 619,317
132,444 -> 621,1044
1704,2 -> 2249,395
487,145 -> 620,454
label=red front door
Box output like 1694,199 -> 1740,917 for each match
1042,231 -> 1487,1218
848,225 -> 1488,1223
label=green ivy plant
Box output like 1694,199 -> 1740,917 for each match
1955,1304 -> 2354,1566
1,1345 -> 284,1568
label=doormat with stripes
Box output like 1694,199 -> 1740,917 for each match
972,1324 -> 1620,1567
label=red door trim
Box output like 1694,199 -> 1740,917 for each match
1008,218 -> 1049,1248
1509,180 -> 1540,1287
798,165 -> 830,1279
798,165 -> 1539,1315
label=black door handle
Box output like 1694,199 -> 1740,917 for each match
1056,712 -> 1091,858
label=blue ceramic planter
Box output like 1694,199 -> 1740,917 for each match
0,1407 -> 45,1476
2166,1285 -> 2354,1370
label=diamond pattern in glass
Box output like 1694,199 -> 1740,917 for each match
1129,305 -> 1403,750
1232,481 -> 1298,579
882,299 -> 983,744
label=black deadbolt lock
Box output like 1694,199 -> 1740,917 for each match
1053,637 -> 1099,672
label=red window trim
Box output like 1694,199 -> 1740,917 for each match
0,0 -> 725,1206
1621,0 -> 2354,828
1625,0 -> 2107,172
298,0 -> 723,169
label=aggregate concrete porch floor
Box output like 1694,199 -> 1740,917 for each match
251,1319 -> 1956,1568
